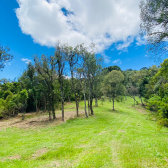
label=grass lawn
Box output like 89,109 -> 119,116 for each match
0,97 -> 168,168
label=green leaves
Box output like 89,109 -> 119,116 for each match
0,44 -> 13,71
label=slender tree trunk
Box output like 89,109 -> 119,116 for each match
52,95 -> 56,119
140,96 -> 145,106
90,97 -> 94,115
90,83 -> 94,115
130,96 -> 138,105
84,80 -> 88,118
95,93 -> 98,107
62,98 -> 64,121
75,94 -> 79,117
134,98 -> 135,107
49,110 -> 52,121
113,99 -> 115,110
60,81 -> 64,121
36,103 -> 39,113
88,92 -> 90,115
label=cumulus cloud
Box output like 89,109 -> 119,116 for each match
116,36 -> 134,52
103,54 -> 111,64
21,58 -> 31,64
113,59 -> 122,64
16,0 -> 141,52
136,36 -> 147,46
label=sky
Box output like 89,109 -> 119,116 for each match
0,0 -> 157,80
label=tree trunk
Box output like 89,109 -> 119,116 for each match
22,114 -> 25,120
62,99 -> 64,121
88,94 -> 90,115
90,83 -> 94,115
113,99 -> 114,110
49,110 -> 51,121
75,94 -> 79,117
84,80 -> 88,118
130,96 -> 138,105
52,98 -> 56,119
61,91 -> 64,121
36,103 -> 39,113
140,96 -> 145,106
95,93 -> 98,107
134,98 -> 135,107
90,97 -> 94,115
48,99 -> 52,121
125,95 -> 127,100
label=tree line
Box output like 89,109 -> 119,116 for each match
1,43 -> 168,127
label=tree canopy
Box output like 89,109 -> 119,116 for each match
0,44 -> 13,71
140,0 -> 168,58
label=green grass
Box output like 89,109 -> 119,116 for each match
1,97 -> 168,167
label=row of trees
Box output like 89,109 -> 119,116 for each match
0,42 -> 103,121
1,43 -> 168,127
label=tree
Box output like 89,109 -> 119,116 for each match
127,86 -> 139,106
140,0 -> 168,58
65,44 -> 80,117
101,70 -> 125,110
55,43 -> 67,121
0,44 -> 13,71
33,54 -> 57,120
80,43 -> 102,115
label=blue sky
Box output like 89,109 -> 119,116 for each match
0,0 -> 156,80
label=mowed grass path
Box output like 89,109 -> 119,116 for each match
0,98 -> 168,168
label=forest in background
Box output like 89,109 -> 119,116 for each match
1,42 -> 168,128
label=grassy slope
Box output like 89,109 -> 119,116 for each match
0,97 -> 168,168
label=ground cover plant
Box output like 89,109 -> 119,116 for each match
1,97 -> 168,168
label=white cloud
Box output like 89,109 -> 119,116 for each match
136,36 -> 146,46
103,54 -> 111,64
113,59 -> 122,64
16,0 -> 141,53
116,36 -> 134,52
21,58 -> 31,64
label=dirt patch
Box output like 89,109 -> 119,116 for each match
136,107 -> 148,114
99,131 -> 107,135
118,130 -> 125,133
45,161 -> 61,168
0,110 -> 85,130
127,105 -> 147,114
8,155 -> 21,160
32,148 -> 49,159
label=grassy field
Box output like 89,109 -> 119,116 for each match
0,97 -> 168,168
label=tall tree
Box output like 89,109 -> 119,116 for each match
101,70 -> 125,110
80,43 -> 102,115
33,54 -> 57,120
55,43 -> 67,121
65,44 -> 80,117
